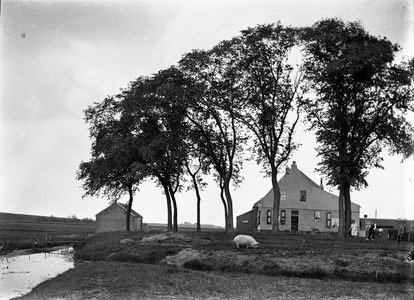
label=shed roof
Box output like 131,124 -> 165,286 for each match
96,202 -> 143,218
117,202 -> 143,218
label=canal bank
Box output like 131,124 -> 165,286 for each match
0,247 -> 74,299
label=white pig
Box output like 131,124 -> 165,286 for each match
233,235 -> 259,249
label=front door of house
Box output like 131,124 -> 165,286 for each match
291,216 -> 299,232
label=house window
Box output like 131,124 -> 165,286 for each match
314,211 -> 321,221
326,212 -> 332,228
242,220 -> 249,224
280,210 -> 286,225
281,191 -> 287,201
300,191 -> 306,201
291,210 -> 299,215
332,217 -> 339,227
267,210 -> 272,224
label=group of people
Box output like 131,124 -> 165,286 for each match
348,220 -> 405,243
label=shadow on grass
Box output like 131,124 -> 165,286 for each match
180,259 -> 412,284
183,259 -> 213,271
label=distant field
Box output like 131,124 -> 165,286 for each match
147,223 -> 224,231
0,220 -> 96,252
0,211 -> 225,252
0,220 -> 96,232
0,212 -> 95,223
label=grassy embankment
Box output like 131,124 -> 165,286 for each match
15,230 -> 414,300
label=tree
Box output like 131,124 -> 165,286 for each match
77,96 -> 147,231
301,18 -> 414,236
120,69 -> 190,232
233,23 -> 304,233
182,139 -> 209,232
179,48 -> 246,234
179,125 -> 210,232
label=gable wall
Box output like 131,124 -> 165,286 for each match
255,162 -> 360,233
96,203 -> 142,233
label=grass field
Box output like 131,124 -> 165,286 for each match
0,220 -> 95,252
13,230 -> 414,300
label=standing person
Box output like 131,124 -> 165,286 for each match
367,221 -> 376,240
397,223 -> 405,244
349,220 -> 358,239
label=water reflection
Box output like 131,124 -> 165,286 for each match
0,247 -> 74,299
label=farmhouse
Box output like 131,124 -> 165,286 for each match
237,161 -> 360,233
95,202 -> 143,233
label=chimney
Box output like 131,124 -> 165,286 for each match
291,161 -> 297,169
320,178 -> 324,190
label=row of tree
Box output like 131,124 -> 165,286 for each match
77,18 -> 413,236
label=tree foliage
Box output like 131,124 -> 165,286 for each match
301,18 -> 414,236
179,47 -> 247,234
77,95 -> 147,230
121,68 -> 190,232
233,23 -> 305,232
78,19 -> 412,236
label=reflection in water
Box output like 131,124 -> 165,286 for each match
0,248 -> 74,299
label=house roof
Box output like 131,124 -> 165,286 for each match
299,171 -> 321,190
95,202 -> 143,218
237,209 -> 256,218
252,162 -> 360,210
117,202 -> 143,218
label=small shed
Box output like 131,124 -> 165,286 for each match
95,202 -> 143,233
236,207 -> 259,232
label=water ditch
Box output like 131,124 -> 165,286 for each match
0,247 -> 74,299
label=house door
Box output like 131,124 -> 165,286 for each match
291,216 -> 299,232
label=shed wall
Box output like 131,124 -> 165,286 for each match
95,204 -> 142,233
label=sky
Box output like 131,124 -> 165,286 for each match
1,0 -> 413,227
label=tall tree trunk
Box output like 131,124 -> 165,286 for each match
190,174 -> 202,232
344,182 -> 352,235
224,176 -> 235,235
271,170 -> 281,234
162,183 -> 173,231
126,184 -> 133,231
219,182 -> 229,232
338,184 -> 345,237
168,183 -> 178,232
